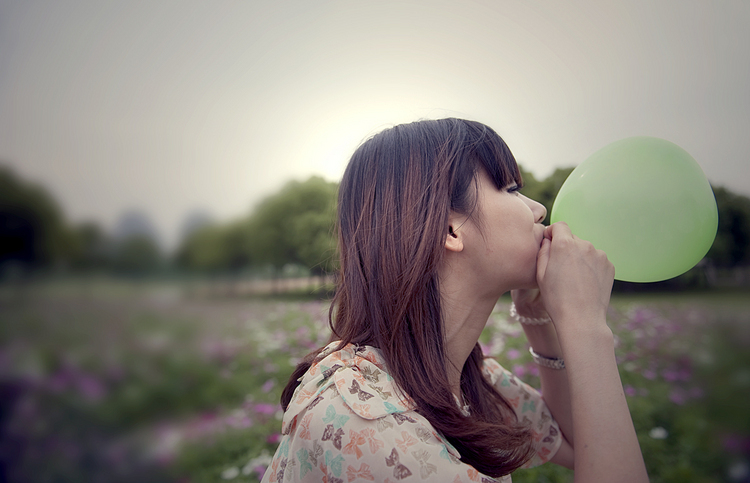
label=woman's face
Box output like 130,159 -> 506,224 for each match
457,169 -> 547,293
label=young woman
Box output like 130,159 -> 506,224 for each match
261,119 -> 648,482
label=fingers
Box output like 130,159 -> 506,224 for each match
545,221 -> 586,245
536,237 -> 551,281
536,221 -> 615,323
544,221 -> 572,240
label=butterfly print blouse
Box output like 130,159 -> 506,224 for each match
261,342 -> 562,482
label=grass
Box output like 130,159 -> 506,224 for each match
0,279 -> 748,482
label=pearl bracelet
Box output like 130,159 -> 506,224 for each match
509,302 -> 552,325
529,347 -> 566,370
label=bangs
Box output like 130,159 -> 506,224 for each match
466,122 -> 522,190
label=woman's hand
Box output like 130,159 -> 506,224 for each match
535,222 -> 615,329
510,288 -> 549,320
535,222 -> 648,482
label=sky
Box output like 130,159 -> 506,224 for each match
1,0 -> 749,250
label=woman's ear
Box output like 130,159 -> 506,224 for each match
445,224 -> 464,252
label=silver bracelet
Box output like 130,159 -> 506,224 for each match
529,347 -> 565,370
509,302 -> 552,325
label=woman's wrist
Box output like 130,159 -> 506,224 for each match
522,320 -> 564,359
529,347 -> 566,369
510,301 -> 551,324
555,320 -> 614,362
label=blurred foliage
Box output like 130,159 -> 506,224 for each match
0,166 -> 166,278
1,284 -> 748,482
708,187 -> 750,267
175,222 -> 250,273
175,176 -> 338,276
248,176 -> 338,275
2,162 -> 750,283
518,165 -> 575,225
110,235 -> 163,276
0,166 -> 74,273
69,222 -> 111,270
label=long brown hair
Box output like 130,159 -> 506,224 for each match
281,118 -> 534,476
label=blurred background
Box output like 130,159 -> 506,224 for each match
1,1 -> 749,482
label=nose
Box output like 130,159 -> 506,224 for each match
522,195 -> 547,224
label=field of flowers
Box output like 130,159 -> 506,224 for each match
0,280 -> 748,483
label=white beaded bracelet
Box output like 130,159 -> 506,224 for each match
529,347 -> 566,370
509,302 -> 552,325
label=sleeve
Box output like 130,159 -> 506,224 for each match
482,357 -> 563,468
264,383 -> 509,483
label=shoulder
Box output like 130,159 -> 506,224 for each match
265,343 -> 507,482
270,385 -> 501,483
282,342 -> 414,433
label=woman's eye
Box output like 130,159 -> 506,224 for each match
507,184 -> 521,194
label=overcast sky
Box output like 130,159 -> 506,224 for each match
1,0 -> 748,249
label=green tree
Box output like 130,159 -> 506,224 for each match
175,221 -> 251,273
111,235 -> 162,275
0,165 -> 74,272
69,222 -> 112,271
247,176 -> 338,275
519,165 -> 574,224
707,186 -> 750,267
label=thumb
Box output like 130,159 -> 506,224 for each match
536,237 -> 551,283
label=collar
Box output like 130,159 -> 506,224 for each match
281,341 -> 415,434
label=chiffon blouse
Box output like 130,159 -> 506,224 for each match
261,342 -> 562,483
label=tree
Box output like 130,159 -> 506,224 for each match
110,235 -> 162,275
247,176 -> 338,275
69,221 -> 112,271
175,221 -> 251,273
518,165 -> 575,225
0,165 -> 74,273
707,186 -> 750,267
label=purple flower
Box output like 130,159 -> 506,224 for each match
642,369 -> 657,380
722,434 -> 750,454
48,371 -> 72,392
266,433 -> 280,444
506,349 -> 520,360
226,415 -> 253,429
512,364 -> 526,378
261,379 -> 275,393
479,343 -> 491,355
254,403 -> 277,416
677,368 -> 692,382
76,374 -> 106,402
669,388 -> 687,405
662,369 -> 680,382
254,466 -> 267,479
624,385 -> 637,397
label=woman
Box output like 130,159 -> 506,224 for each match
262,119 -> 647,482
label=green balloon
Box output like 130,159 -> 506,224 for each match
550,137 -> 718,283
